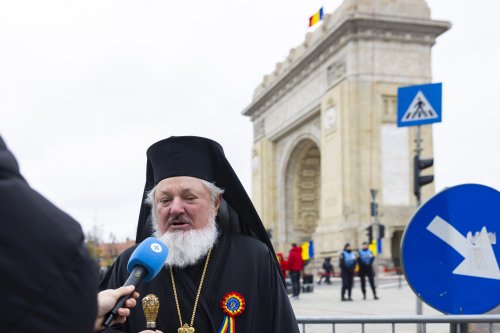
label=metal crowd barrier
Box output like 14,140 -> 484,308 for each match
296,315 -> 500,333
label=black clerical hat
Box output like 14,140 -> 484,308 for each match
135,136 -> 275,256
147,136 -> 222,185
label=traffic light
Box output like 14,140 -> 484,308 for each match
413,154 -> 434,201
366,224 -> 385,243
366,225 -> 373,243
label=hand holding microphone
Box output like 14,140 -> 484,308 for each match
102,237 -> 168,328
94,286 -> 139,331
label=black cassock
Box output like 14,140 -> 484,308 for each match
99,231 -> 299,333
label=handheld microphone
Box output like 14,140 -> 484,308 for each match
103,237 -> 168,328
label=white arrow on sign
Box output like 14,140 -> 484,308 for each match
426,215 -> 500,280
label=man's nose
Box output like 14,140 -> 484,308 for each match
169,197 -> 185,215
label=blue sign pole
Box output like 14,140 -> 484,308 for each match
398,82 -> 442,331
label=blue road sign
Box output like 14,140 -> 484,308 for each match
397,83 -> 442,127
401,184 -> 500,314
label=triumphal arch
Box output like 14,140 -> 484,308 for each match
243,0 -> 450,266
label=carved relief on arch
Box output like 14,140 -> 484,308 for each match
327,59 -> 346,87
285,139 -> 321,237
254,118 -> 265,140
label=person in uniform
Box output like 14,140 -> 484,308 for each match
339,243 -> 356,301
99,136 -> 299,333
358,242 -> 378,300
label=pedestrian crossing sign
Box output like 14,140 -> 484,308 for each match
397,83 -> 442,127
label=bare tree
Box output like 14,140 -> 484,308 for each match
106,232 -> 119,258
85,225 -> 103,262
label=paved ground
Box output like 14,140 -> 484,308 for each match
289,275 -> 498,333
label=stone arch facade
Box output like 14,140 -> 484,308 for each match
244,0 -> 449,265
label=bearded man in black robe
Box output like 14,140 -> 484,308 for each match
99,136 -> 299,333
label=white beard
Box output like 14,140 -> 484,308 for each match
155,216 -> 219,268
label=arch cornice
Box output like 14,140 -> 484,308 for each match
243,14 -> 450,121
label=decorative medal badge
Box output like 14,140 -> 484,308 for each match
178,323 -> 195,333
217,292 -> 246,333
142,294 -> 160,329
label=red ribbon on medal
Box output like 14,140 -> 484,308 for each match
218,292 -> 246,333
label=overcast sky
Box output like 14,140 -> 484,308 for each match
1,0 -> 499,242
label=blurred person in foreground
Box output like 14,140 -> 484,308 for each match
0,135 -> 138,332
99,136 -> 299,333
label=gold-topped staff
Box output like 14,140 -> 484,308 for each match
142,294 -> 160,329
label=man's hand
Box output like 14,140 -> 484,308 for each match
94,285 -> 140,331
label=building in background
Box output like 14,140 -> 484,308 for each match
243,0 -> 450,268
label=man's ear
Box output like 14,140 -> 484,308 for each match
213,194 -> 222,211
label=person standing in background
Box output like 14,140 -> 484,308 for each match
318,257 -> 334,285
339,243 -> 356,301
287,243 -> 303,300
277,252 -> 288,280
358,241 -> 379,300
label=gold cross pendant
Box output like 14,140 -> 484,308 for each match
178,323 -> 195,333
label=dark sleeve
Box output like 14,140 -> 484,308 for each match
12,246 -> 98,333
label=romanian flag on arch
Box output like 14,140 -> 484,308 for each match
308,7 -> 324,27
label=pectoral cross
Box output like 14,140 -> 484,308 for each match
178,323 -> 195,333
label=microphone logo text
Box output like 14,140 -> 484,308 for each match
150,243 -> 163,253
